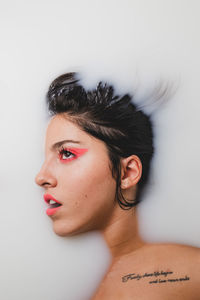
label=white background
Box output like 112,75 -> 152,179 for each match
0,1 -> 200,299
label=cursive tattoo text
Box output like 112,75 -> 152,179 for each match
122,270 -> 190,285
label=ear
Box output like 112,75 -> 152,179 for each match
120,155 -> 142,189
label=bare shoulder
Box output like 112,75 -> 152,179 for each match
91,243 -> 200,300
125,242 -> 200,299
148,242 -> 200,273
147,242 -> 200,262
119,242 -> 200,270
158,243 -> 200,286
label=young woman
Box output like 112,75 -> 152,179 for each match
35,72 -> 200,299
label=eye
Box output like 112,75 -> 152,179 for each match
59,148 -> 76,162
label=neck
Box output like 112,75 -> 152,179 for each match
100,205 -> 146,262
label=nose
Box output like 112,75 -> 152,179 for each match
35,162 -> 57,188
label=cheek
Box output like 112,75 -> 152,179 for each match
58,159 -> 116,206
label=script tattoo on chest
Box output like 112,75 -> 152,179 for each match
121,270 -> 190,285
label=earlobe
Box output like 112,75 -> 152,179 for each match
120,155 -> 142,189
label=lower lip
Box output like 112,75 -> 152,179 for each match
46,206 -> 62,216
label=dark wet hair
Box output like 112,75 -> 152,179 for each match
46,72 -> 154,210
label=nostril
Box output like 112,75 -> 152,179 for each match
35,173 -> 57,188
41,182 -> 51,188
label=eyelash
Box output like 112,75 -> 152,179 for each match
58,147 -> 77,162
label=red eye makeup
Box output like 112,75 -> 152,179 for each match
59,147 -> 88,163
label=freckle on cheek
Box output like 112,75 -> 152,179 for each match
84,194 -> 88,198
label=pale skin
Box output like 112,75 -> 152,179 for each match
35,113 -> 200,300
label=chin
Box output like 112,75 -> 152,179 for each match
52,220 -> 85,237
53,224 -> 74,237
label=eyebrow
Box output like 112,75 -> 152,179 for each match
51,139 -> 82,150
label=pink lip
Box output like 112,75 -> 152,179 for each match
43,194 -> 62,205
43,194 -> 62,216
46,207 -> 61,216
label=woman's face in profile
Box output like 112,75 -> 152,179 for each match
35,114 -> 117,237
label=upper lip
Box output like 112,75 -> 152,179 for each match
43,194 -> 62,205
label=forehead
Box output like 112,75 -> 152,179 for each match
46,114 -> 83,141
45,114 -> 104,150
